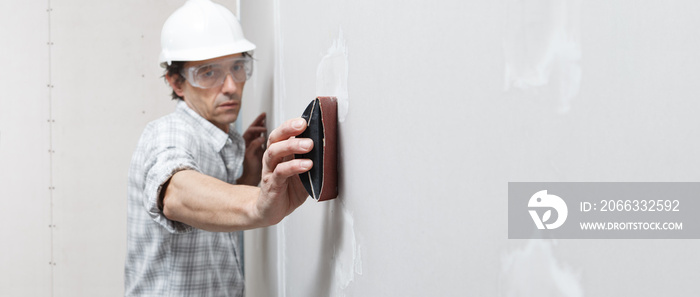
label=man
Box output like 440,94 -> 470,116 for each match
125,0 -> 312,295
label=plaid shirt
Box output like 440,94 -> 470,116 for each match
125,101 -> 246,296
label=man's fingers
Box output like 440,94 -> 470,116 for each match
243,113 -> 267,143
253,135 -> 266,147
264,138 -> 313,171
267,118 -> 307,146
247,126 -> 267,132
252,112 -> 266,126
244,126 -> 267,137
271,159 -> 313,180
247,136 -> 266,153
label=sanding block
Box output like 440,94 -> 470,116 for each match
295,96 -> 338,201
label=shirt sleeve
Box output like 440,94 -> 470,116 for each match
141,123 -> 201,233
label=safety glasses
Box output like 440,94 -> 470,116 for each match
181,57 -> 253,89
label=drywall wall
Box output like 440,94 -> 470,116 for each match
0,1 -> 51,295
3,0 -> 700,296
241,0 -> 700,296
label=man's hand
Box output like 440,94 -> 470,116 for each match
237,113 -> 267,186
255,117 -> 313,226
162,117 -> 313,231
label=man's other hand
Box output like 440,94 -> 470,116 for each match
237,112 -> 267,186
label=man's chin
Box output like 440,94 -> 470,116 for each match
217,112 -> 239,126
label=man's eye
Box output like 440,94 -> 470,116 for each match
198,68 -> 222,79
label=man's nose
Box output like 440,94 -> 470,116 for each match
221,73 -> 238,94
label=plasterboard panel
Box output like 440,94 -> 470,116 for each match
243,0 -> 700,296
0,1 -> 52,296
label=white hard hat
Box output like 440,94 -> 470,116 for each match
159,0 -> 256,67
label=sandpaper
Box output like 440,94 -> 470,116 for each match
295,97 -> 338,201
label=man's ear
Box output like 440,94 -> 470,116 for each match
165,73 -> 186,98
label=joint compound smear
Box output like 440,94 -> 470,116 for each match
316,28 -> 349,122
331,203 -> 363,296
503,0 -> 582,113
500,240 -> 583,297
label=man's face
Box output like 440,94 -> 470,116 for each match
175,53 -> 246,132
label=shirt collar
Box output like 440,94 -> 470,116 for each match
176,100 -> 236,152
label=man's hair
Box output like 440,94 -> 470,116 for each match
165,61 -> 186,100
164,52 -> 253,101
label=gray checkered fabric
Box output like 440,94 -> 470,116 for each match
125,101 -> 246,296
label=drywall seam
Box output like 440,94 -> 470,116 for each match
503,0 -> 582,113
236,0 -> 240,21
315,28 -> 361,295
273,0 -> 287,296
316,28 -> 349,122
273,0 -> 286,127
46,0 -> 56,295
276,221 -> 287,297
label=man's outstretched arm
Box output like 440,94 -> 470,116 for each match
161,118 -> 313,232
